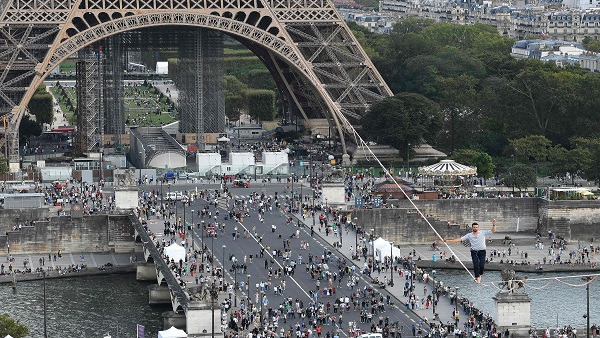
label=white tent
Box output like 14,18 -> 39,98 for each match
370,237 -> 390,260
217,136 -> 231,142
156,61 -> 169,75
164,243 -> 186,262
377,243 -> 401,261
5,335 -> 14,338
158,326 -> 188,338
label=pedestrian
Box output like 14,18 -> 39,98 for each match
444,219 -> 497,283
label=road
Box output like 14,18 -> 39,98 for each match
142,182 -> 428,336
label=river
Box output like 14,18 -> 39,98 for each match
433,270 -> 599,328
0,273 -> 168,337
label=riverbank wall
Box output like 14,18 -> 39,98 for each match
354,198 -> 600,243
0,213 -> 135,254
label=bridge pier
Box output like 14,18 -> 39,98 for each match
136,262 -> 156,281
148,284 -> 172,304
162,311 -> 187,331
186,301 -> 222,336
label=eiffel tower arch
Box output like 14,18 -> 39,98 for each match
0,0 -> 392,167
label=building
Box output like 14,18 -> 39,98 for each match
196,151 -> 290,177
511,39 -> 585,59
129,127 -> 186,169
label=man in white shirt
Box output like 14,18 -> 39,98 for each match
445,219 -> 497,283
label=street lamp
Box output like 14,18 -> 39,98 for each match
191,210 -> 195,250
390,241 -> 394,286
455,287 -> 460,327
354,217 -> 358,249
583,276 -> 592,338
201,220 -> 205,262
222,245 -> 226,271
370,228 -> 375,273
234,261 -> 238,307
432,269 -> 438,320
247,274 -> 251,306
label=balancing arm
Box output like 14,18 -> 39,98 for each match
444,237 -> 462,244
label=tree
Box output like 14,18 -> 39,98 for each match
246,89 -> 276,121
451,149 -> 495,182
361,92 -> 442,155
225,94 -> 243,123
503,164 -> 537,191
27,84 -> 53,125
0,156 -> 8,176
19,115 -> 43,143
0,313 -> 29,338
571,138 -> 600,185
510,135 -> 552,163
548,146 -> 589,185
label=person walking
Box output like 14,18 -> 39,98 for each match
444,219 -> 497,283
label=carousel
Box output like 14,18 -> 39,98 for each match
418,159 -> 477,190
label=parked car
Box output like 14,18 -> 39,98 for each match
233,180 -> 250,188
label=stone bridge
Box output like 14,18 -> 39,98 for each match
129,214 -> 220,336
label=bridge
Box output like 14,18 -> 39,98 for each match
130,213 -> 220,335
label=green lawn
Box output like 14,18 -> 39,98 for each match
48,84 -> 178,127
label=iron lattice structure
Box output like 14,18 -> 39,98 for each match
75,49 -> 104,154
178,29 -> 225,148
103,35 -> 125,143
0,0 -> 392,164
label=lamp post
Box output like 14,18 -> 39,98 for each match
432,269 -> 438,320
390,241 -> 394,286
201,220 -> 205,262
410,261 -> 415,293
191,210 -> 195,250
234,262 -> 238,307
354,217 -> 358,249
260,290 -> 265,328
455,287 -> 460,328
222,245 -> 226,272
183,201 -> 187,243
370,228 -> 375,273
339,220 -> 343,247
247,274 -> 251,306
43,269 -> 47,338
583,276 -> 592,338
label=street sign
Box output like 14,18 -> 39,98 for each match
299,161 -> 304,166
373,196 -> 383,208
355,197 -> 363,208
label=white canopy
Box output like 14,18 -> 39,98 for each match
158,326 -> 188,338
419,159 -> 477,176
164,243 -> 186,262
217,136 -> 230,142
377,243 -> 401,261
5,335 -> 14,338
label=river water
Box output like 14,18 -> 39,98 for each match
1,271 -> 597,336
434,270 -> 599,328
0,274 -> 168,337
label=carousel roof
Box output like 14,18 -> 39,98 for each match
419,160 -> 477,176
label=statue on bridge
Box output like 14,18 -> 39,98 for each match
115,169 -> 137,187
500,269 -> 528,293
323,163 -> 345,182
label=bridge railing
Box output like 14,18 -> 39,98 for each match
129,213 -> 189,312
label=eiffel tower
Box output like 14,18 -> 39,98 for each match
0,0 -> 392,168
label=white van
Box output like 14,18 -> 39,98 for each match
359,334 -> 383,338
166,192 -> 183,201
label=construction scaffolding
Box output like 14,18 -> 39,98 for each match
103,35 -> 125,146
178,29 -> 225,149
75,47 -> 104,154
